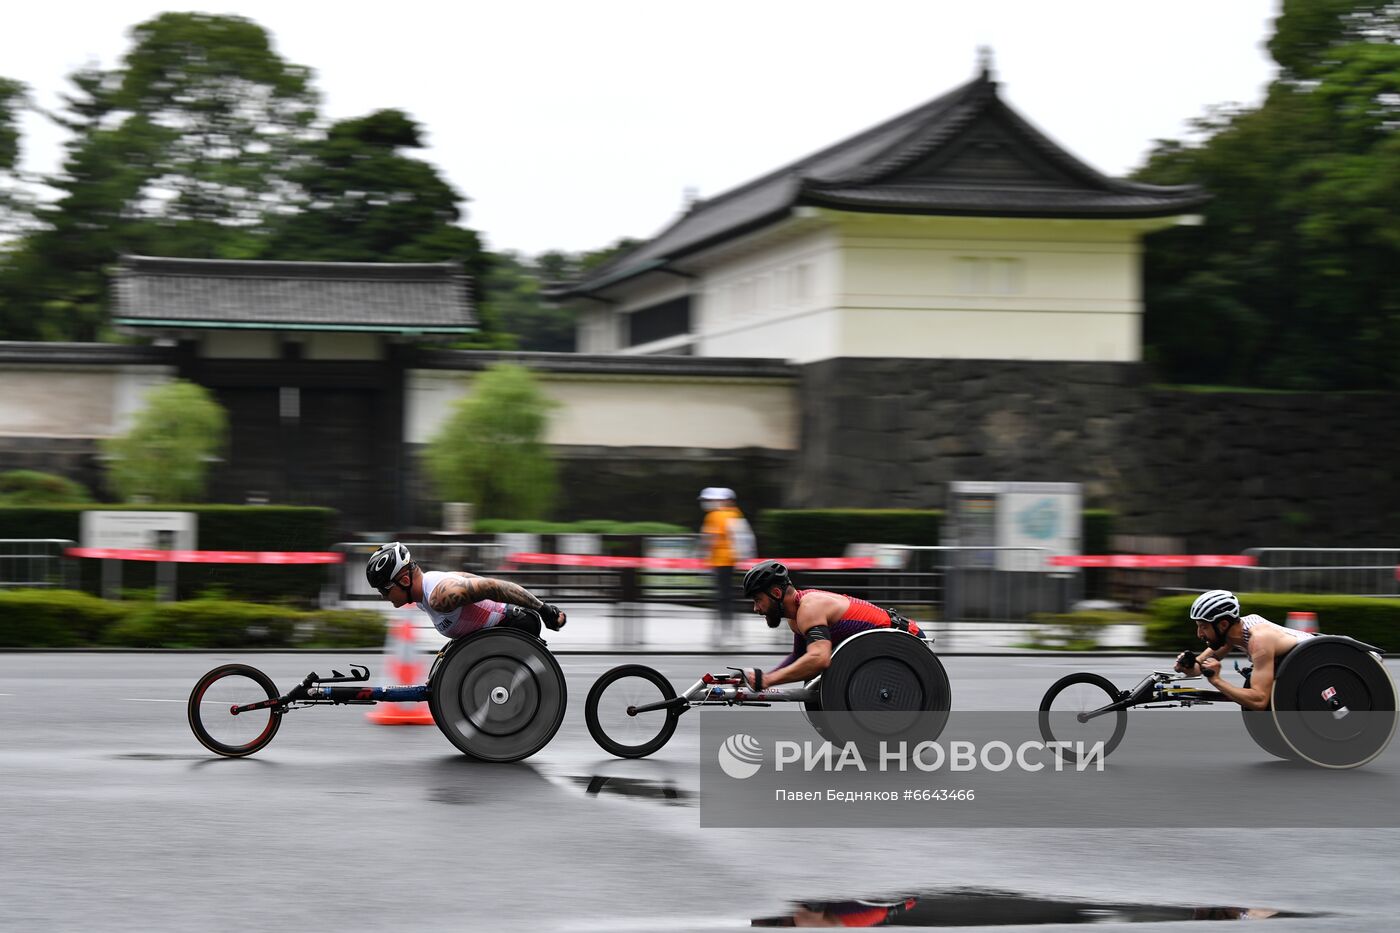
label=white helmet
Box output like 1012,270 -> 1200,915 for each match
1189,589 -> 1240,623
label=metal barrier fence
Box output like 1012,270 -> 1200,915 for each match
332,540 -> 1075,624
880,546 -> 1076,623
1241,548 -> 1400,596
0,539 -> 77,589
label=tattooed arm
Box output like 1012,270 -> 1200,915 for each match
428,572 -> 545,614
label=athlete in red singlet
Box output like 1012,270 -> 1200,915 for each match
735,559 -> 921,690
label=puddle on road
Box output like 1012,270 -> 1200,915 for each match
750,889 -> 1320,927
571,775 -> 694,806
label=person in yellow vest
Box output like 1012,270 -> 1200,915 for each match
699,487 -> 754,647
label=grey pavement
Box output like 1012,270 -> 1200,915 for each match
2,652 -> 1394,932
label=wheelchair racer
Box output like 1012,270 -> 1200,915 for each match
1173,588 -> 1312,710
735,559 -> 922,690
366,542 -> 565,639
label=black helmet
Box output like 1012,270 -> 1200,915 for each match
366,541 -> 413,594
742,559 -> 791,598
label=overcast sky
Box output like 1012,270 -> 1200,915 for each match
4,1 -> 1279,257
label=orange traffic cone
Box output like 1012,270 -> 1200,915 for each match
1286,611 -> 1319,635
366,617 -> 435,725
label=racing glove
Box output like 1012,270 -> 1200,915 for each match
538,603 -> 566,631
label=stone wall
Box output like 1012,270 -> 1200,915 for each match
793,358 -> 1400,551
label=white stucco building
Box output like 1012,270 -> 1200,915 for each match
564,63 -> 1206,364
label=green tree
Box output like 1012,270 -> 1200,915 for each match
263,109 -> 486,266
422,364 -> 557,519
103,380 -> 228,502
113,12 -> 318,233
476,239 -> 641,352
0,14 -> 319,340
479,251 -> 570,352
0,76 -> 34,235
1135,1 -> 1400,389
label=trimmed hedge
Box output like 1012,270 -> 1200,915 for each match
757,510 -> 943,557
0,589 -> 129,647
474,519 -> 689,535
1145,593 -> 1400,652
0,590 -> 386,649
756,508 -> 1117,559
0,505 -> 338,604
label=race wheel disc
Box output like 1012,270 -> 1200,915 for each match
429,629 -> 567,763
1271,637 -> 1397,769
817,629 -> 951,752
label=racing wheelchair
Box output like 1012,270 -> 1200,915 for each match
585,628 -> 952,758
188,627 -> 567,762
1038,635 -> 1396,769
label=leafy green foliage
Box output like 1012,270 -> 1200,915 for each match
1135,1 -> 1400,389
423,364 -> 558,519
473,239 -> 643,352
102,380 -> 228,502
1144,592 -> 1400,650
262,109 -> 486,267
0,590 -> 383,648
0,14 -> 321,340
473,519 -> 689,534
0,589 -> 127,646
113,12 -> 319,229
0,470 -> 92,505
0,76 -> 33,235
1025,609 -> 1147,651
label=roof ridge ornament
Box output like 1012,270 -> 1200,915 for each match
976,45 -> 996,83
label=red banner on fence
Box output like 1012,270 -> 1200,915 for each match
1048,554 -> 1257,568
504,553 -> 880,571
65,547 -> 344,564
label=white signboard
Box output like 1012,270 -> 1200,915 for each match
948,482 -> 1080,571
81,511 -> 198,550
996,488 -> 1081,571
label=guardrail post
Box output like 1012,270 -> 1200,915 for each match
616,565 -> 642,647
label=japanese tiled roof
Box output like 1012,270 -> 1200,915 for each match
569,69 -> 1207,296
113,255 -> 477,333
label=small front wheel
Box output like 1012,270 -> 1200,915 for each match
1038,672 -> 1127,763
188,664 -> 282,757
585,665 -> 681,758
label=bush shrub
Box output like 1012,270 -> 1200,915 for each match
1025,609 -> 1147,651
1145,593 -> 1400,651
474,519 -> 689,535
0,470 -> 92,505
0,590 -> 385,649
0,589 -> 131,647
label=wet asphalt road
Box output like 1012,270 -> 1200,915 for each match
2,652 -> 1397,932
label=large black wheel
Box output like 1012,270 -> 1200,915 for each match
585,664 -> 681,758
1271,637 -> 1397,769
428,629 -> 567,762
188,664 -> 282,758
816,630 -> 952,753
1240,709 -> 1299,761
1038,672 -> 1128,763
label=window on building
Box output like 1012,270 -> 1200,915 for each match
627,295 -> 692,346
